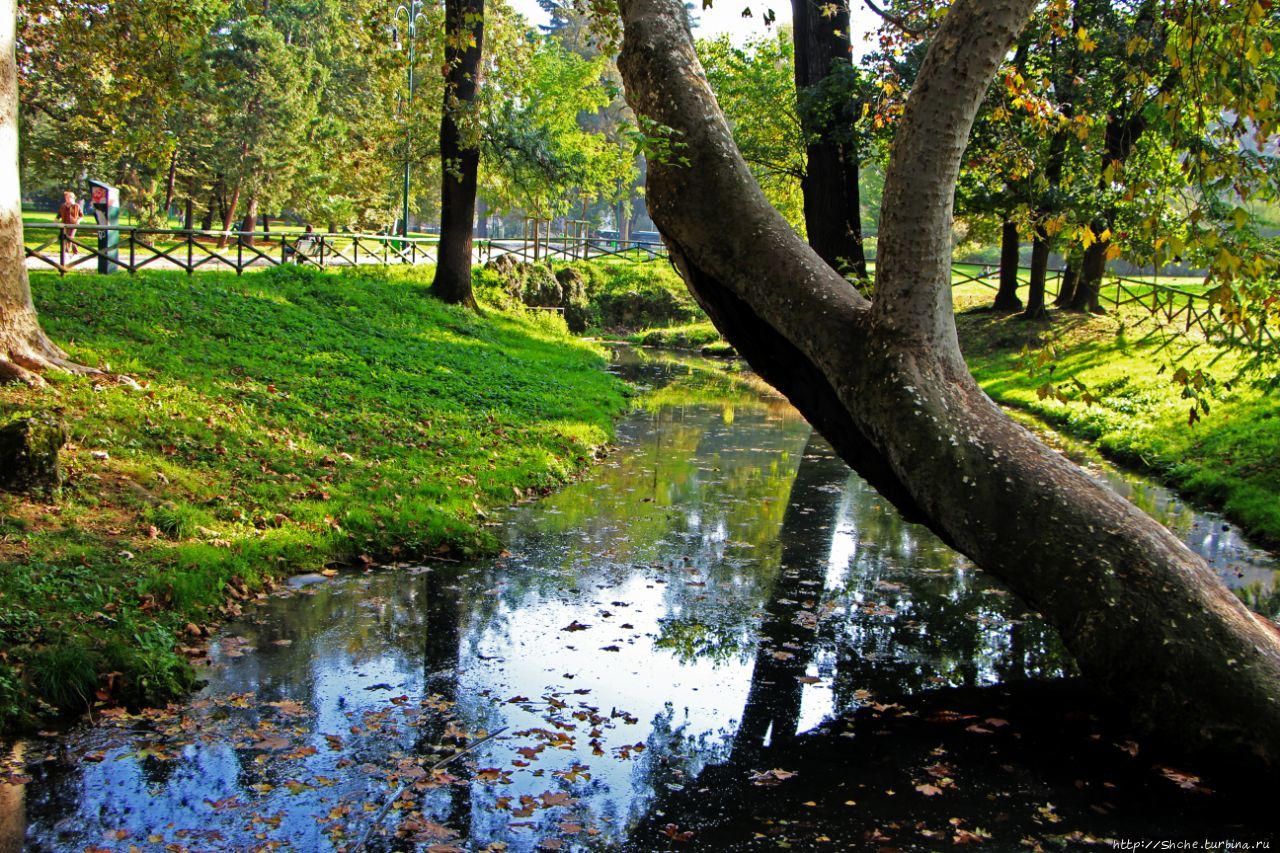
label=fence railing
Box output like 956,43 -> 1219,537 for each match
949,263 -> 1279,349
25,224 -> 669,276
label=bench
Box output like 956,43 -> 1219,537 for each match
284,234 -> 321,263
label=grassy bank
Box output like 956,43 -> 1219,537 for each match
0,264 -> 627,731
959,308 -> 1280,544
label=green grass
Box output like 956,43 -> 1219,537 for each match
0,264 -> 627,730
959,306 -> 1280,545
626,321 -> 728,351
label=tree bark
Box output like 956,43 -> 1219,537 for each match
791,0 -> 866,279
992,218 -> 1022,311
431,0 -> 484,309
0,0 -> 94,386
617,0 -> 1280,767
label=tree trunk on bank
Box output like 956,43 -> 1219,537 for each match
1071,237 -> 1107,312
1021,227 -> 1051,320
431,0 -> 484,309
791,0 -> 866,279
0,0 -> 94,386
1071,110 -> 1148,313
617,0 -> 1280,767
992,218 -> 1022,310
1055,260 -> 1078,306
241,196 -> 258,247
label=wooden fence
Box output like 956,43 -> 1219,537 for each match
950,263 -> 1278,349
24,223 -> 668,276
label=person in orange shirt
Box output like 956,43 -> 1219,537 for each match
56,190 -> 83,254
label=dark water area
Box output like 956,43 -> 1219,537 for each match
3,348 -> 1277,851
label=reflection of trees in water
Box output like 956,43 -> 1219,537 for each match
629,432 -> 851,842
826,472 -> 1075,708
731,432 -> 850,761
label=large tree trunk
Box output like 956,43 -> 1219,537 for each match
0,0 -> 93,386
992,217 -> 1022,310
617,0 -> 1280,767
430,0 -> 484,309
791,0 -> 866,279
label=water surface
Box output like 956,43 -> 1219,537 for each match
5,347 -> 1276,851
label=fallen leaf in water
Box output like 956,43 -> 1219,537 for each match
953,827 -> 991,844
252,734 -> 291,751
795,675 -> 821,684
1157,766 -> 1211,793
662,823 -> 696,842
749,768 -> 798,785
540,791 -> 576,807
915,783 -> 944,797
561,621 -> 591,632
600,645 -> 621,652
268,699 -> 307,716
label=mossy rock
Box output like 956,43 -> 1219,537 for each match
0,412 -> 67,496
555,268 -> 591,333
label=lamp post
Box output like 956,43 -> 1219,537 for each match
394,0 -> 428,239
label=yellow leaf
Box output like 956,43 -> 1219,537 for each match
1079,225 -> 1097,249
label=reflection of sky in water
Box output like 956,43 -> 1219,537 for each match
10,348 -> 1278,852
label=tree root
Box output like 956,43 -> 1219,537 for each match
0,337 -> 135,388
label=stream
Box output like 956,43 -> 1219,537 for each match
3,346 -> 1277,851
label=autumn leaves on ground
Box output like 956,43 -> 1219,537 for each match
0,264 -> 637,730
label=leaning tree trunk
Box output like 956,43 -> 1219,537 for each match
792,0 -> 866,279
431,0 -> 484,309
617,0 -> 1280,767
0,0 -> 93,386
992,217 -> 1022,310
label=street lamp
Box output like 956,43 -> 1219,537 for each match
393,0 -> 428,239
